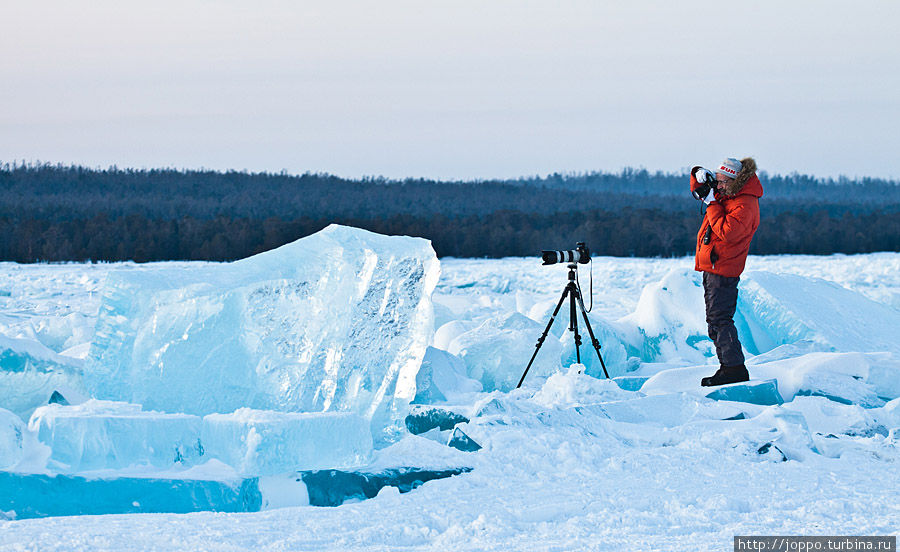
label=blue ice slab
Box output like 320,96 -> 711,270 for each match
0,471 -> 259,520
612,376 -> 649,392
300,467 -> 472,507
405,406 -> 469,435
704,379 -> 784,406
447,427 -> 482,452
0,467 -> 472,519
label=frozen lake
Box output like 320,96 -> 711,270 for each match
1,247 -> 899,551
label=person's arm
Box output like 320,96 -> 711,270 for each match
705,198 -> 754,242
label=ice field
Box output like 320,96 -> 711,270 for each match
1,226 -> 899,551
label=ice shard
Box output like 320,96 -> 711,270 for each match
83,225 -> 440,443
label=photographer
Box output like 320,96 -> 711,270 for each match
690,158 -> 763,386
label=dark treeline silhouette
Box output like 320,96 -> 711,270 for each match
1,162 -> 898,262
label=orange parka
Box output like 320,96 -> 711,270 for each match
690,158 -> 763,278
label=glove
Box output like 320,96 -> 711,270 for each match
694,167 -> 713,184
702,189 -> 716,204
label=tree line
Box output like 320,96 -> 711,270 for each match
1,162 -> 898,262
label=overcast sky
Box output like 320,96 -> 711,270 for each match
2,1 -> 899,180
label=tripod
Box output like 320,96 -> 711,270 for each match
516,263 -> 610,388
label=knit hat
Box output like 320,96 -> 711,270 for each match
716,158 -> 742,180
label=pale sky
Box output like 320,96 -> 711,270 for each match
2,1 -> 899,180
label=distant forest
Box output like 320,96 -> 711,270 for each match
1,162 -> 898,262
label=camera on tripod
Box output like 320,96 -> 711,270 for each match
518,242 -> 609,388
541,242 -> 590,266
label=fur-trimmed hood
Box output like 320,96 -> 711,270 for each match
720,157 -> 762,197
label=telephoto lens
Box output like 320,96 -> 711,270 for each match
541,243 -> 590,265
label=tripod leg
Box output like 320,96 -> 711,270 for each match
575,290 -> 610,379
569,284 -> 582,368
517,287 -> 569,389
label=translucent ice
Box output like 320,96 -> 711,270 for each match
737,271 -> 900,355
84,225 -> 439,442
782,396 -> 888,437
29,400 -> 203,473
613,269 -> 900,366
0,334 -> 87,419
750,352 -> 893,407
612,375 -> 649,392
704,379 -> 784,406
201,409 -> 373,475
413,347 -> 482,404
0,471 -> 259,519
618,269 -> 713,363
582,393 -> 746,428
0,407 -> 25,469
447,312 -> 562,392
558,313 -> 629,379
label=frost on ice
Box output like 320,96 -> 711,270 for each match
83,225 -> 440,442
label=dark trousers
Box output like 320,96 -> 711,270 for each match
702,272 -> 745,367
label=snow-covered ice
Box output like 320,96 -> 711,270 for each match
2,248 -> 900,550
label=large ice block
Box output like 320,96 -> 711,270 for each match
201,409 -> 373,475
0,407 -> 25,469
0,334 -> 86,419
84,225 -> 440,443
737,271 -> 900,355
29,400 -> 203,472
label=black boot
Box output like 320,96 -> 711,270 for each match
701,364 -> 749,387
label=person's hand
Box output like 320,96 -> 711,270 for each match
693,167 -> 713,183
702,189 -> 716,204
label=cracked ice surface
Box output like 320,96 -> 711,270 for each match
83,225 -> 439,442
